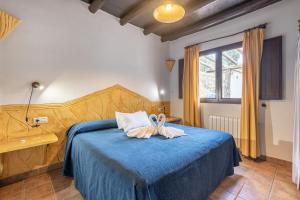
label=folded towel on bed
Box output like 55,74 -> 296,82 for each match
127,125 -> 157,139
158,126 -> 186,139
126,113 -> 185,139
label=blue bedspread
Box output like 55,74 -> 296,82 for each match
63,120 -> 240,200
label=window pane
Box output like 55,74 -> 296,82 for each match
222,48 -> 243,98
199,53 -> 216,98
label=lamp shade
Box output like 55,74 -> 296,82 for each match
166,59 -> 175,72
0,11 -> 20,40
153,2 -> 185,23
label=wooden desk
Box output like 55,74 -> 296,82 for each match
0,133 -> 58,176
166,116 -> 182,124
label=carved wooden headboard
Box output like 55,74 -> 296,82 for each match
0,84 -> 170,179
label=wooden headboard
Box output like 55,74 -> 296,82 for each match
0,84 -> 170,179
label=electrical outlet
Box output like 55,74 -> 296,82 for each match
33,117 -> 48,124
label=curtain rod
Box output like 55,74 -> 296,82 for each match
184,23 -> 268,49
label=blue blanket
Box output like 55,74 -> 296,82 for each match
63,120 -> 240,200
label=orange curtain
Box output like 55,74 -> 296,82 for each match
0,11 -> 20,40
240,28 -> 265,159
183,46 -> 201,127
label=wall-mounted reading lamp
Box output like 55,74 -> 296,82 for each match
25,82 -> 44,128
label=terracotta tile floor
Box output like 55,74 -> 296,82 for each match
0,159 -> 299,200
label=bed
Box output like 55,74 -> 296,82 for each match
63,119 -> 240,200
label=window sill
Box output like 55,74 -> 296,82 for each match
200,99 -> 241,104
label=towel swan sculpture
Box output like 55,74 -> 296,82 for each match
127,114 -> 186,139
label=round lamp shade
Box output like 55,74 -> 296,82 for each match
153,3 -> 185,23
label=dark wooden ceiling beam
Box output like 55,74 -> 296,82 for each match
143,0 -> 216,35
161,0 -> 282,42
120,0 -> 162,26
88,0 -> 105,14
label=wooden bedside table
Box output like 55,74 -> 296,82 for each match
0,133 -> 58,176
166,116 -> 182,124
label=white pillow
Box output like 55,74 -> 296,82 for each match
115,111 -> 150,132
115,112 -> 129,129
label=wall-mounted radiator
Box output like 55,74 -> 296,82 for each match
208,115 -> 240,147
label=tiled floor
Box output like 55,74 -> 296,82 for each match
0,158 -> 299,200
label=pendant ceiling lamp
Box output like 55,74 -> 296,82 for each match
153,1 -> 185,23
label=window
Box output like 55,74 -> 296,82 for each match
221,48 -> 243,99
178,37 -> 282,101
199,53 -> 216,98
199,42 -> 243,103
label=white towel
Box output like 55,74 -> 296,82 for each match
127,125 -> 157,139
158,126 -> 186,139
126,113 -> 185,139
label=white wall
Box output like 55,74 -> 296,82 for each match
0,0 -> 170,104
169,0 -> 300,161
1,0 -> 298,162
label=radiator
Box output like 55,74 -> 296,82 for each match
208,115 -> 240,147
